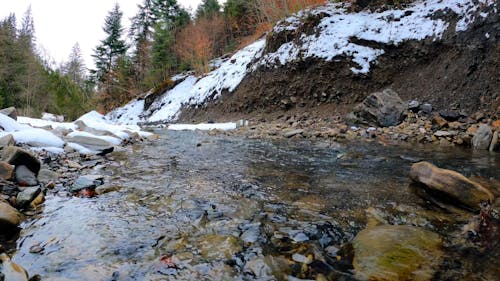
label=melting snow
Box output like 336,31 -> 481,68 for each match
168,122 -> 237,131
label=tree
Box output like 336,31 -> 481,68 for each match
62,43 -> 86,86
91,3 -> 127,84
196,0 -> 221,19
129,0 -> 155,86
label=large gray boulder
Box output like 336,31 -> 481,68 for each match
0,107 -> 18,120
472,124 -> 493,150
348,89 -> 406,127
2,147 -> 41,176
15,165 -> 38,187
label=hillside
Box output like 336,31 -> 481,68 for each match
108,0 -> 499,125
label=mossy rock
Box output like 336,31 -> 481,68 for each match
353,225 -> 442,281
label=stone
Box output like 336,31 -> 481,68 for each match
95,185 -> 121,195
0,253 -> 29,281
419,103 -> 433,114
41,112 -> 64,122
199,234 -> 242,260
283,129 -> 304,138
439,110 -> 463,121
492,120 -> 500,130
15,165 -> 38,187
70,175 -> 104,192
350,89 -> 406,127
433,130 -> 457,137
2,147 -> 41,176
489,131 -> 498,152
16,186 -> 41,208
74,120 -> 120,138
472,124 -> 493,150
409,161 -> 494,210
0,161 -> 14,180
0,134 -> 15,147
65,135 -> 114,154
37,169 -> 61,183
408,100 -> 420,112
353,225 -> 442,281
0,200 -> 22,228
0,107 -> 18,120
431,114 -> 448,128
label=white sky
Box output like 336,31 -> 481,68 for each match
0,0 -> 204,69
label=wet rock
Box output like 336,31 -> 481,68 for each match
95,185 -> 121,195
431,114 -> 448,128
283,129 -> 304,138
199,234 -> 242,260
16,187 -> 41,209
353,225 -> 443,281
433,130 -> 457,137
70,175 -> 104,192
419,103 -> 432,114
489,130 -> 498,152
0,200 -> 22,228
0,107 -> 18,120
0,161 -> 14,180
408,100 -> 420,112
0,134 -> 15,147
15,166 -> 38,187
0,253 -> 29,281
349,89 -> 406,127
409,162 -> 494,210
37,169 -> 60,183
64,160 -> 83,170
2,147 -> 41,176
439,110 -> 464,121
472,124 -> 493,150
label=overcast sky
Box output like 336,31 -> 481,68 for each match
0,0 -> 204,69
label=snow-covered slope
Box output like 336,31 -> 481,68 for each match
107,0 -> 496,125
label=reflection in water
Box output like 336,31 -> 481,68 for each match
12,130 -> 499,280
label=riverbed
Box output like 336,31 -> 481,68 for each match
12,130 -> 500,280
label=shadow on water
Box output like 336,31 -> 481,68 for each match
11,130 -> 499,280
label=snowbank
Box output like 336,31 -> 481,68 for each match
0,111 -> 153,154
108,39 -> 265,124
261,0 -> 496,74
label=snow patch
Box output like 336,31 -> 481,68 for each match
168,122 -> 237,131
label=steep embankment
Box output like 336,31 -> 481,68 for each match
108,0 -> 499,125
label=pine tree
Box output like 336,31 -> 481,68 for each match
91,3 -> 127,84
196,0 -> 221,19
129,0 -> 155,87
63,42 -> 86,86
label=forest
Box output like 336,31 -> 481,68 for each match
0,0 -> 325,120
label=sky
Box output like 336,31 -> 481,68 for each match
0,0 -> 204,69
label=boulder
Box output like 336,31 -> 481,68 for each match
2,147 -> 41,176
409,161 -> 494,210
472,124 -> 493,150
74,120 -> 119,138
0,200 -> 22,228
70,175 -> 104,192
0,253 -> 29,281
37,169 -> 61,183
283,129 -> 304,138
16,186 -> 42,208
0,134 -> 15,147
0,107 -> 18,120
66,135 -> 114,154
15,165 -> 38,187
41,112 -> 64,122
0,161 -> 14,180
349,89 -> 406,127
489,131 -> 498,152
353,225 -> 442,281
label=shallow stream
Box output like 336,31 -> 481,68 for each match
12,130 -> 500,280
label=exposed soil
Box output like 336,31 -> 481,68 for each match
178,9 -> 499,124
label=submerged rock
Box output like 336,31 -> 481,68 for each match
353,225 -> 443,281
70,175 -> 104,192
349,89 -> 406,127
409,162 -> 494,210
2,147 -> 41,176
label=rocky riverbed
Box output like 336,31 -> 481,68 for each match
1,127 -> 498,280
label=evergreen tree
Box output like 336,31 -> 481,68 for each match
63,42 -> 87,86
196,0 -> 221,19
129,0 -> 155,87
91,3 -> 127,84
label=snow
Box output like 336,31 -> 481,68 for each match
18,116 -> 77,130
168,122 -> 237,131
77,111 -> 150,139
67,131 -> 123,146
11,129 -> 65,148
260,0 -> 495,74
108,39 -> 265,124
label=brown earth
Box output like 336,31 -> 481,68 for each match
178,6 -> 499,124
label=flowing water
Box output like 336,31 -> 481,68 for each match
11,130 -> 500,280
